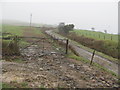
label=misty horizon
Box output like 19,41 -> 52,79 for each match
1,1 -> 118,34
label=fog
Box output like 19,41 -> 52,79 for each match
1,0 -> 118,34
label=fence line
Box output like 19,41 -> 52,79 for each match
78,32 -> 116,41
2,36 -> 69,55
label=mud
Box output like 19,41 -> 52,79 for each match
2,39 -> 119,88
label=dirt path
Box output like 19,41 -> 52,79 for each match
45,30 -> 118,75
2,37 -> 118,88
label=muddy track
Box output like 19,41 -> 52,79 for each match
2,37 -> 118,88
45,30 -> 118,75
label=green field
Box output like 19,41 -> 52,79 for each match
2,25 -> 25,36
67,29 -> 119,59
71,30 -> 118,42
2,25 -> 43,56
2,25 -> 42,36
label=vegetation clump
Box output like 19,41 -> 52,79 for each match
67,32 -> 118,59
2,36 -> 20,56
58,22 -> 74,34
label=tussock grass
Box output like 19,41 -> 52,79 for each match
2,40 -> 20,56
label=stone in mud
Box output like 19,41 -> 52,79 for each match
106,83 -> 110,87
51,52 -> 57,54
76,65 -> 81,70
100,77 -> 105,81
28,57 -> 32,60
60,66 -> 62,68
67,84 -> 71,86
80,71 -> 85,74
38,58 -> 43,61
56,61 -> 61,64
52,82 -> 58,87
91,79 -> 96,83
39,54 -> 44,57
61,56 -> 65,59
27,54 -> 30,57
90,77 -> 94,80
39,68 -> 43,71
102,81 -> 106,84
69,64 -> 75,68
56,48 -> 59,51
2,69 -> 7,73
25,78 -> 31,82
36,75 -> 46,79
113,84 -> 119,88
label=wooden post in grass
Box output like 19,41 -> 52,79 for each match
65,39 -> 69,54
104,35 -> 105,40
90,50 -> 96,65
13,36 -> 20,55
111,36 -> 113,41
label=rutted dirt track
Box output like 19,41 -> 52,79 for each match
2,37 -> 119,88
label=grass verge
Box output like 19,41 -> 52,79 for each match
2,82 -> 29,88
67,52 -> 117,77
2,83 -> 14,88
53,31 -> 118,64
71,29 -> 118,42
71,39 -> 118,64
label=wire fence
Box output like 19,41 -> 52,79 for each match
2,36 -> 69,56
77,32 -> 118,42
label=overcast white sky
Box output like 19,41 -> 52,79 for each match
0,0 -> 119,34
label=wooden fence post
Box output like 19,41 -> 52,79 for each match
13,36 -> 20,55
104,35 -> 105,40
90,50 -> 95,65
111,36 -> 112,41
65,39 -> 69,54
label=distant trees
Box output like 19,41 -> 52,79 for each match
58,22 -> 65,34
58,23 -> 74,34
91,27 -> 95,31
104,30 -> 107,33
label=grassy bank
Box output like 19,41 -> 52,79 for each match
54,30 -> 118,63
2,25 -> 25,36
67,32 -> 118,59
71,29 -> 118,42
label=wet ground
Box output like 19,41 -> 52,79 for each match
2,38 -> 119,88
